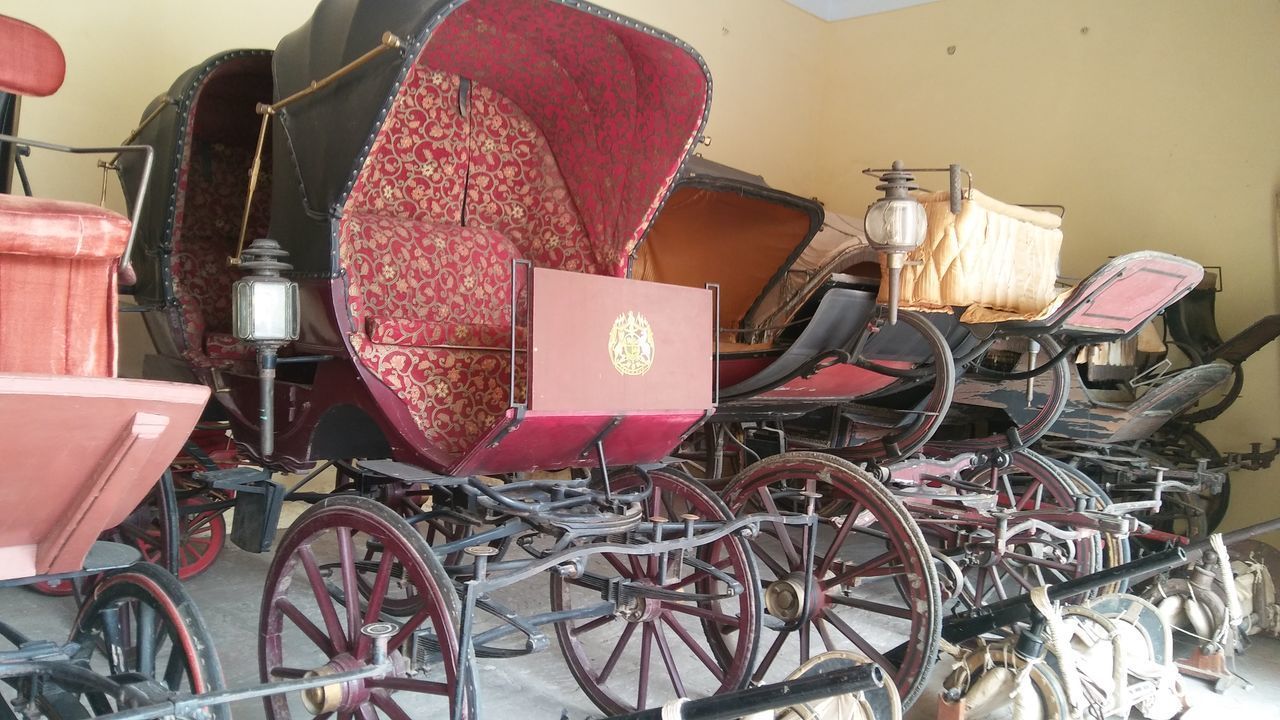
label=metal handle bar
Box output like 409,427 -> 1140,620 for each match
0,133 -> 154,283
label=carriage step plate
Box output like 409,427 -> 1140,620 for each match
359,460 -> 465,486
0,541 -> 143,590
200,466 -> 270,490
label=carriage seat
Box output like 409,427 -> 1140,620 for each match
340,64 -> 606,459
342,212 -> 530,458
0,194 -> 130,377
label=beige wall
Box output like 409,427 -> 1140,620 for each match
7,0 -> 830,374
8,0 -> 829,206
813,0 -> 1280,537
8,1 -> 1278,534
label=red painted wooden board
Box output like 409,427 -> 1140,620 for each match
529,268 -> 713,413
0,374 -> 208,580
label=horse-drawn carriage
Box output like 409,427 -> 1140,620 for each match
0,0 -> 1243,719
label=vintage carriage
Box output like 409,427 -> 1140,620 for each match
110,0 -> 913,717
1,0 -> 1238,718
1030,269 -> 1280,539
0,4 -> 914,720
625,159 -> 1222,703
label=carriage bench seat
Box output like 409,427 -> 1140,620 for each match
0,194 -> 131,377
367,318 -> 527,351
342,213 -> 530,457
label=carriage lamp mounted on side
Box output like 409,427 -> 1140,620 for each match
862,161 -> 927,325
232,238 -> 300,459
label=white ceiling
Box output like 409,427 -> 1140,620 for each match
782,0 -> 940,21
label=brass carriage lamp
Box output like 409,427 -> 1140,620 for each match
232,238 -> 300,459
864,161 -> 927,325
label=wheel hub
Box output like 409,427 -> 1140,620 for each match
765,574 -> 809,622
300,654 -> 370,714
617,592 -> 661,623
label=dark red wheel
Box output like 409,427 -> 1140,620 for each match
366,479 -> 476,618
551,468 -> 761,715
131,496 -> 228,580
65,562 -> 228,719
917,448 -> 1102,609
260,495 -> 472,720
721,451 -> 940,710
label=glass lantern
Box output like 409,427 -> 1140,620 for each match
864,161 -> 927,324
231,238 -> 299,459
232,274 -> 300,344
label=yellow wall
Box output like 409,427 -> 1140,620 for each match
814,0 -> 1280,537
7,1 -> 1278,534
6,0 -> 830,374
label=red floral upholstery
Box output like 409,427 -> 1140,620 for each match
347,69 -> 468,225
351,334 -> 526,457
368,318 -> 526,350
422,0 -> 708,276
204,332 -> 253,361
465,85 -> 594,272
0,194 -> 129,377
340,212 -> 521,327
171,141 -> 271,368
340,209 -> 528,458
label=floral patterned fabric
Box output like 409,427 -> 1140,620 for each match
350,334 -> 526,457
204,332 -> 253,361
170,140 -> 270,368
368,317 -> 526,350
340,211 -> 526,458
340,212 -> 522,327
421,0 -> 709,276
464,84 -> 595,272
346,68 -> 468,225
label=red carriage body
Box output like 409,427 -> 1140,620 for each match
122,0 -> 717,476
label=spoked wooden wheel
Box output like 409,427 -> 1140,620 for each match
260,496 -> 472,720
721,452 -> 940,709
551,468 -> 761,715
63,562 -> 227,719
131,495 -> 229,580
366,480 -> 476,618
919,448 -> 1102,610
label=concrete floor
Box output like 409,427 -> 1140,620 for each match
3,532 -> 1280,719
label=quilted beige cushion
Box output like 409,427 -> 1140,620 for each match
882,189 -> 1063,316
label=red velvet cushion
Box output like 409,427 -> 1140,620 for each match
0,195 -> 127,378
0,15 -> 65,97
340,213 -> 523,328
0,194 -> 130,258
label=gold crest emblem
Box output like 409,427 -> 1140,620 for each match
608,311 -> 655,376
